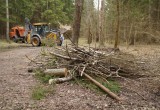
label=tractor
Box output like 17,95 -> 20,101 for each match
29,22 -> 60,46
9,22 -> 60,46
9,26 -> 26,43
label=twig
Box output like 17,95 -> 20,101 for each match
25,55 -> 42,64
50,52 -> 78,60
65,43 -> 72,59
80,63 -> 88,76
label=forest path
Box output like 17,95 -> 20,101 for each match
0,47 -> 41,109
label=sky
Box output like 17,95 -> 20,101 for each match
94,0 -> 102,10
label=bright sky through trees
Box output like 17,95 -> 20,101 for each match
94,0 -> 102,10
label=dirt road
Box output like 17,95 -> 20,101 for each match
0,47 -> 160,110
0,47 -> 41,109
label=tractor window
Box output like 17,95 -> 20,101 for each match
34,26 -> 41,33
44,25 -> 49,32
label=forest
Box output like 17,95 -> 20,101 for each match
0,0 -> 160,110
0,0 -> 160,46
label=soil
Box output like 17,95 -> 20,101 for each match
0,45 -> 160,110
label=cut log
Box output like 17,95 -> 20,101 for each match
84,73 -> 122,101
44,68 -> 68,77
49,76 -> 73,84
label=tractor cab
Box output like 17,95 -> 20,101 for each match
32,23 -> 50,37
30,22 -> 59,46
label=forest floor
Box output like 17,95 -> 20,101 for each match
0,44 -> 160,110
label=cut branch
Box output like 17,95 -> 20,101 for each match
49,76 -> 73,84
50,52 -> 78,60
84,73 -> 122,101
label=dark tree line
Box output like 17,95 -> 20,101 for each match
0,0 -> 74,38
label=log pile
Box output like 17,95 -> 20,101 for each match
28,45 -> 140,101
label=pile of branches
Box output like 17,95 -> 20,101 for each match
50,46 -> 123,78
46,45 -> 137,78
28,45 -> 139,101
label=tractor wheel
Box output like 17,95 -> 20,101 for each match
31,36 -> 41,47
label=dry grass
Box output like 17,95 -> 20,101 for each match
0,40 -> 19,49
0,39 -> 31,50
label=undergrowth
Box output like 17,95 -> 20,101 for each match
33,70 -> 120,100
72,76 -> 120,94
32,69 -> 55,100
0,39 -> 19,49
34,70 -> 52,83
32,85 -> 55,100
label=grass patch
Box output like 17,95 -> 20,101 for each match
32,85 -> 55,100
34,70 -> 52,83
32,85 -> 47,100
0,39 -> 29,51
101,80 -> 120,93
32,69 -> 55,100
72,77 -> 101,92
72,76 -> 120,94
0,39 -> 19,49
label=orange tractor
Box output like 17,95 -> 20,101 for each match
9,23 -> 60,46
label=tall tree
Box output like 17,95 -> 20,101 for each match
99,0 -> 105,46
72,0 -> 84,46
6,0 -> 10,41
81,0 -> 95,44
114,0 -> 120,48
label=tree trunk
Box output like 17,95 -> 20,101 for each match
114,0 -> 120,49
6,0 -> 10,41
99,0 -> 105,47
46,0 -> 49,10
72,0 -> 84,46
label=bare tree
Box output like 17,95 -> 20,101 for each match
6,0 -> 10,41
72,0 -> 84,46
99,0 -> 105,47
114,0 -> 120,48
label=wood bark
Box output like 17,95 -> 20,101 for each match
97,0 -> 100,44
49,76 -> 73,84
72,0 -> 84,46
44,68 -> 68,77
84,73 -> 122,101
6,0 -> 10,41
114,0 -> 120,49
99,0 -> 105,47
